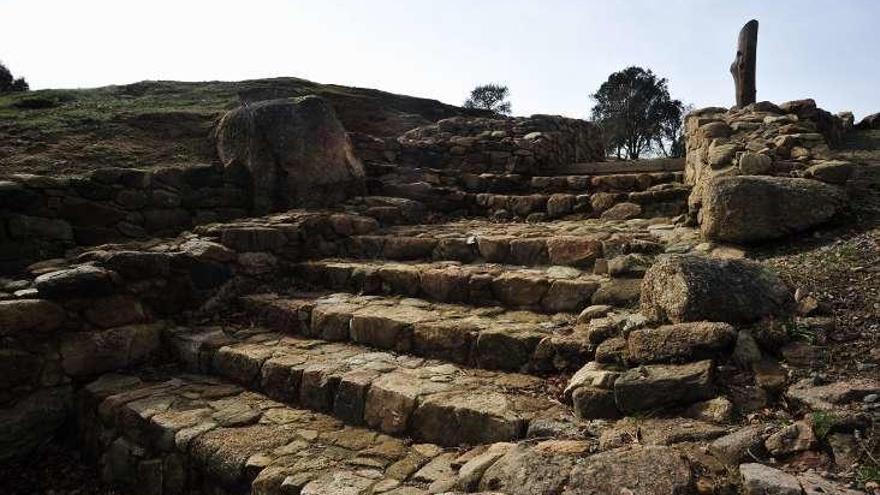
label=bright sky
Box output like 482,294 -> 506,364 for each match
2,0 -> 879,119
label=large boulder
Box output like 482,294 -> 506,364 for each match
700,175 -> 845,243
641,255 -> 794,324
856,112 -> 880,130
215,96 -> 365,213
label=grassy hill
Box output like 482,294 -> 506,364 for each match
0,77 -> 478,177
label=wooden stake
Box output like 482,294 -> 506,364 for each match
731,20 -> 759,107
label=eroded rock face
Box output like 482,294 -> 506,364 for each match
700,175 -> 845,243
216,96 -> 365,213
641,255 -> 794,324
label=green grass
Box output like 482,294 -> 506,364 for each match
858,464 -> 880,486
810,410 -> 838,439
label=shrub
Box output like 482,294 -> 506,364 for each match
0,62 -> 29,93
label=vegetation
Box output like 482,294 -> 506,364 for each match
0,62 -> 29,93
590,66 -> 686,160
810,411 -> 838,439
463,83 -> 512,115
0,78 -> 470,176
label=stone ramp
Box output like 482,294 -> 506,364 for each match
237,293 -> 588,373
165,325 -> 573,446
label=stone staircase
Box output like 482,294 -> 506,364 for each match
364,161 -> 689,220
9,157 -> 781,494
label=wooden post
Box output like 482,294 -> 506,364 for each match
730,20 -> 758,107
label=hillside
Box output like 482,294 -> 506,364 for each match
0,77 -> 482,177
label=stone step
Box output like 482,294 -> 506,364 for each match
237,292 -> 593,373
368,182 -> 690,220
79,372 -> 701,495
164,326 -> 573,447
551,158 -> 686,175
367,163 -> 684,195
336,217 -> 700,268
290,259 -> 643,314
78,372 -> 462,494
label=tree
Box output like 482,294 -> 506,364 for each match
590,67 -> 684,159
654,103 -> 694,158
463,83 -> 511,115
0,62 -> 29,93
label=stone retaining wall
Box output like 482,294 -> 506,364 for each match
0,164 -> 250,273
684,99 -> 853,242
352,114 -> 605,173
685,99 -> 845,207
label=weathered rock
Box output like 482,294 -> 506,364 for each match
685,396 -> 734,423
34,265 -> 118,299
640,255 -> 794,324
740,463 -> 802,495
856,112 -> 880,130
571,387 -> 620,420
563,446 -> 693,495
84,295 -> 147,329
215,96 -> 365,213
700,176 -> 845,243
564,361 -> 621,398
0,386 -> 73,461
592,278 -> 642,307
478,440 -> 590,494
764,421 -> 815,456
785,378 -> 880,411
600,202 -> 642,221
798,472 -> 864,495
733,330 -> 763,368
806,161 -> 854,185
709,425 -> 767,464
738,152 -> 773,174
626,321 -> 736,364
59,323 -> 163,377
607,253 -> 653,277
0,299 -> 66,336
613,360 -> 715,413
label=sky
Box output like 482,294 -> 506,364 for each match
2,0 -> 879,119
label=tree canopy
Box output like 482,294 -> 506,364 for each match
0,62 -> 29,93
590,67 -> 685,160
463,83 -> 511,115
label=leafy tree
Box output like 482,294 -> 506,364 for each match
655,103 -> 694,158
590,67 -> 685,159
463,83 -> 511,115
0,62 -> 29,93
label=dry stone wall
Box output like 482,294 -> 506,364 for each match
684,99 -> 851,242
387,115 -> 605,173
0,164 -> 249,273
